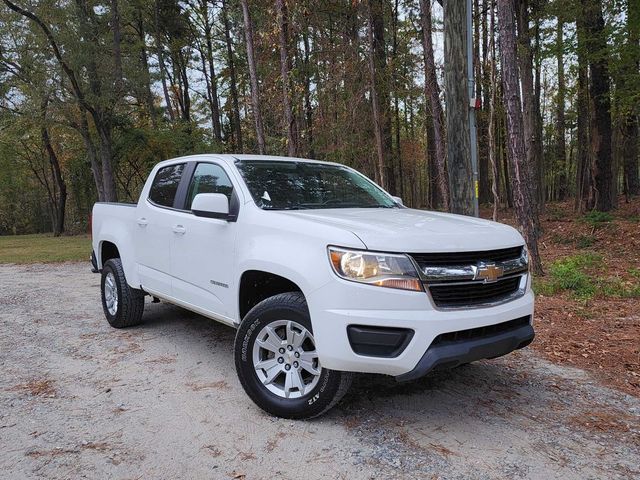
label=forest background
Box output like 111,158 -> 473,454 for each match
0,0 -> 638,275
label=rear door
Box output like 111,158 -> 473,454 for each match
135,162 -> 188,296
170,162 -> 239,322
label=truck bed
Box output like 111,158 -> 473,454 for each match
92,201 -> 139,269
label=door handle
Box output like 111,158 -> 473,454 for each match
137,217 -> 148,227
172,225 -> 186,235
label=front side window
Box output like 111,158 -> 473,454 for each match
149,163 -> 185,207
235,160 -> 397,210
186,163 -> 234,210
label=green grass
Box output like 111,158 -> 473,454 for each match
535,252 -> 640,300
548,253 -> 601,299
579,210 -> 614,229
575,235 -> 596,249
0,234 -> 91,264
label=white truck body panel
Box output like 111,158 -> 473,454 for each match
92,154 -> 534,377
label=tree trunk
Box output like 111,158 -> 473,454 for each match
497,0 -> 542,274
73,112 -> 105,201
302,10 -> 314,158
41,112 -> 67,236
96,122 -> 118,202
555,15 -> 567,199
221,0 -> 243,152
110,0 -> 123,93
367,0 -> 393,193
444,0 -> 473,215
240,0 -> 266,154
392,0 -> 402,197
201,0 -> 222,142
420,0 -> 449,210
134,3 -> 157,126
533,8 -> 544,207
575,12 -> 591,211
623,118 -> 640,197
488,0 -> 501,220
276,0 -> 298,156
427,124 -> 439,208
583,0 -> 615,211
176,51 -> 191,122
197,39 -> 217,138
515,0 -> 542,212
154,0 -> 175,121
367,0 -> 386,187
622,0 -> 640,197
478,0 -> 491,205
500,105 -> 514,208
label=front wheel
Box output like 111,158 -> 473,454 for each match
234,292 -> 352,419
101,258 -> 145,328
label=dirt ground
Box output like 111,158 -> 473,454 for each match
1,263 -> 639,479
483,197 -> 640,397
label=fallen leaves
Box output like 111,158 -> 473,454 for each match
10,379 -> 56,398
483,197 -> 640,397
186,380 -> 230,392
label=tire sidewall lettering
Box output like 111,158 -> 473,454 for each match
241,317 -> 260,362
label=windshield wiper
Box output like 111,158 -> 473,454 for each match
270,205 -> 310,210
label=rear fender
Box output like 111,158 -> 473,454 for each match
95,230 -> 140,290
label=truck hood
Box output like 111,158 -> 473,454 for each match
284,208 -> 524,252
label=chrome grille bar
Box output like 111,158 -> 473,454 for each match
407,246 -> 529,309
419,253 -> 528,283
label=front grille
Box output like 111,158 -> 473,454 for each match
411,246 -> 523,268
432,316 -> 531,346
429,276 -> 521,307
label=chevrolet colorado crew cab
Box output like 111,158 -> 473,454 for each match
91,154 -> 535,419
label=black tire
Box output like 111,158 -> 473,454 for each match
100,258 -> 145,328
234,292 -> 353,419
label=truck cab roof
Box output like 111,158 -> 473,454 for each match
156,154 -> 341,169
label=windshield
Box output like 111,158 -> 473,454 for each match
235,160 -> 397,210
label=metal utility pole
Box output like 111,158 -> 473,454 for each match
466,0 -> 480,217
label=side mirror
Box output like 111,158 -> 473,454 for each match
391,195 -> 404,206
192,193 -> 232,220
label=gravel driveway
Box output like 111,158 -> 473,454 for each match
1,263 -> 638,479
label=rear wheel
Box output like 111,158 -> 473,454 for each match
101,258 -> 145,328
234,292 -> 352,419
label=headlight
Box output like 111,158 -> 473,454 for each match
328,247 -> 423,291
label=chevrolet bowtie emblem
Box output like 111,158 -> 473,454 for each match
475,263 -> 504,283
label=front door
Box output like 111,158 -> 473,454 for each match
170,162 -> 238,322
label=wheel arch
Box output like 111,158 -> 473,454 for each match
95,233 -> 140,289
238,269 -> 305,321
100,241 -> 120,266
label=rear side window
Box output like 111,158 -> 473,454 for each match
186,163 -> 234,210
149,163 -> 185,207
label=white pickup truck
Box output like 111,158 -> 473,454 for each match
91,154 -> 534,418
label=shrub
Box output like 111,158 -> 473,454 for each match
576,235 -> 596,249
538,253 -> 602,299
549,260 -> 595,299
596,276 -> 640,298
580,211 -> 614,229
536,254 -> 640,300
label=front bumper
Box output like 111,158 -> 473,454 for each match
307,278 -> 535,378
395,317 -> 534,382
